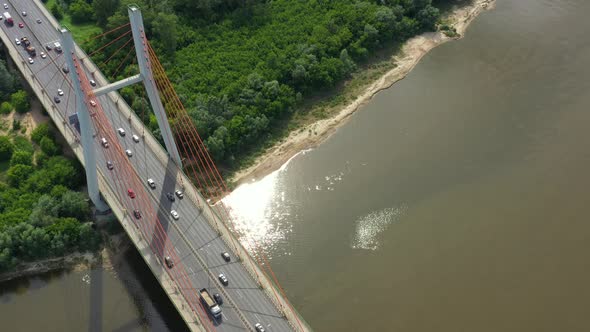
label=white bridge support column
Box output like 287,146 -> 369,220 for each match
128,6 -> 183,168
60,28 -> 109,212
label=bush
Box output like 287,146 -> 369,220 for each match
40,136 -> 59,156
6,164 -> 33,187
0,136 -> 13,161
12,119 -> 21,132
0,102 -> 12,115
10,90 -> 29,114
31,123 -> 52,144
10,150 -> 33,167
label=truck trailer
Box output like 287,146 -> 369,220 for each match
199,288 -> 222,320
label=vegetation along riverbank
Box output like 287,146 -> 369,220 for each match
50,0 -> 491,190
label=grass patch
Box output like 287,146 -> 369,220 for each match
44,0 -> 101,43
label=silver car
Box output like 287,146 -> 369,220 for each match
125,149 -> 132,157
170,210 -> 179,220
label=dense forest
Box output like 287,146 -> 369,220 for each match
0,59 -> 100,272
54,0 -> 447,172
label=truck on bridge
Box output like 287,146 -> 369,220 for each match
3,12 -> 13,26
199,288 -> 222,320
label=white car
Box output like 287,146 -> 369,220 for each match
40,52 -> 46,59
125,149 -> 133,157
22,11 -> 26,16
15,38 -> 20,46
57,89 -> 64,96
147,178 -> 155,189
3,4 -> 8,9
89,100 -> 97,107
170,210 -> 179,220
117,127 -> 126,136
132,134 -> 140,143
28,57 -> 34,64
254,323 -> 266,332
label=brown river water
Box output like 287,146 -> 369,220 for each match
2,0 -> 590,331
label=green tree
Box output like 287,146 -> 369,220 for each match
0,102 -> 12,115
31,123 -> 52,144
0,59 -> 15,100
0,136 -> 13,161
50,3 -> 63,20
40,136 -> 59,156
59,191 -> 90,221
6,164 -> 34,187
10,150 -> 33,167
93,0 -> 120,27
28,195 -> 59,227
69,0 -> 94,24
10,90 -> 29,114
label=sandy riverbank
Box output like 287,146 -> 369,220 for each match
230,0 -> 496,187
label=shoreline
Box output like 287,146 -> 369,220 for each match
230,0 -> 496,187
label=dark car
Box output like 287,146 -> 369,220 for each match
106,161 -> 114,170
213,293 -> 223,305
45,44 -> 52,51
221,252 -> 230,262
133,210 -> 141,219
62,66 -> 69,73
164,256 -> 174,268
53,96 -> 60,103
166,192 -> 175,202
89,79 -> 96,87
218,273 -> 228,286
175,190 -> 184,199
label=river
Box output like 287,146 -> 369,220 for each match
2,0 -> 590,331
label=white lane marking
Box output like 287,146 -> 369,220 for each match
254,314 -> 261,322
188,267 -> 194,274
236,290 -> 244,299
175,247 -> 181,255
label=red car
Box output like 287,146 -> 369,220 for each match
18,22 -> 23,28
127,189 -> 136,198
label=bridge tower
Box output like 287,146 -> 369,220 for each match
59,6 -> 182,211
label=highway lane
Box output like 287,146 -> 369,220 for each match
3,1 -> 296,331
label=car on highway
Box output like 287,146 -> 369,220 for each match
45,44 -> 52,51
40,51 -> 46,59
3,4 -> 7,9
254,323 -> 266,332
21,11 -> 26,16
166,192 -> 175,202
218,273 -> 228,286
164,256 -> 174,268
147,178 -> 156,189
27,57 -> 34,65
89,100 -> 97,107
175,190 -> 184,199
221,252 -> 231,262
127,189 -> 136,199
18,22 -> 23,28
57,89 -> 64,96
101,137 -> 109,148
15,38 -> 20,45
213,293 -> 223,305
132,134 -> 140,143
62,66 -> 69,73
117,127 -> 125,136
106,161 -> 114,170
133,209 -> 141,219
53,96 -> 60,103
170,210 -> 179,220
125,149 -> 133,157
89,79 -> 96,86
36,19 -> 41,24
